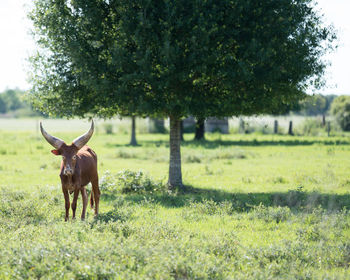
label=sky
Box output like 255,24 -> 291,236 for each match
0,0 -> 349,95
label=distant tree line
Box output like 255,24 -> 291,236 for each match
297,94 -> 337,117
0,89 -> 42,117
294,94 -> 350,132
2,88 -> 348,134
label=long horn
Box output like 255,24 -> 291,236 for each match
72,120 -> 94,149
40,122 -> 65,149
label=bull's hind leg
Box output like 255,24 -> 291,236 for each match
81,187 -> 88,220
91,178 -> 100,216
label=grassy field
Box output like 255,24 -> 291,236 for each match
1,119 -> 350,279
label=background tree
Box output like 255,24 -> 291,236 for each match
299,94 -> 327,116
0,89 -> 41,117
330,95 -> 350,131
194,118 -> 205,141
0,97 -> 7,114
299,94 -> 337,125
323,94 -> 337,125
324,95 -> 337,111
0,89 -> 23,113
29,0 -> 335,189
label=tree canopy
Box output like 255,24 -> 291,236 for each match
30,0 -> 334,119
29,0 -> 336,187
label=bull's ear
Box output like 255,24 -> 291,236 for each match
51,149 -> 61,155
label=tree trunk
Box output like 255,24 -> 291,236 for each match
322,114 -> 326,126
129,116 -> 137,146
180,120 -> 184,141
327,121 -> 331,137
288,121 -> 294,136
168,116 -> 183,189
239,117 -> 245,134
194,118 -> 205,140
274,120 -> 278,134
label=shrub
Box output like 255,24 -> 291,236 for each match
117,170 -> 164,194
211,149 -> 249,160
99,170 -> 119,193
184,154 -> 202,163
251,204 -> 291,223
103,123 -> 113,134
242,122 -> 273,135
186,199 -> 234,216
99,170 -> 165,195
116,150 -> 138,159
298,118 -> 323,136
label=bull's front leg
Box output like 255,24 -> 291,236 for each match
71,189 -> 79,219
81,187 -> 88,220
62,187 -> 70,222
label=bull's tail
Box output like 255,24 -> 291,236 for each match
90,191 -> 94,208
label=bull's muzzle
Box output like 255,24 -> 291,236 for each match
64,167 -> 73,176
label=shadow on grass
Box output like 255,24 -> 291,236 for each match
182,138 -> 350,148
105,138 -> 350,149
102,185 -> 350,212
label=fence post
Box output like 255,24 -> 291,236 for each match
288,121 -> 293,136
239,118 -> 245,134
274,120 -> 278,134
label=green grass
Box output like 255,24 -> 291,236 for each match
1,120 -> 350,279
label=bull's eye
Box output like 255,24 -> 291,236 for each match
72,155 -> 77,160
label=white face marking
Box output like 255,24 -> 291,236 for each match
64,164 -> 73,175
61,151 -> 77,176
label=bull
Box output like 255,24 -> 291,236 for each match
40,120 -> 100,221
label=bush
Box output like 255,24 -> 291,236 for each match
117,170 -> 164,194
242,123 -> 273,135
99,169 -> 165,195
184,154 -> 202,163
251,204 -> 291,223
99,170 -> 118,193
103,123 -> 113,134
298,118 -> 323,136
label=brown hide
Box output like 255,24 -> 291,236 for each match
40,120 -> 100,221
58,145 -> 100,221
59,145 -> 97,187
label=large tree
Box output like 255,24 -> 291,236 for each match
29,0 -> 335,188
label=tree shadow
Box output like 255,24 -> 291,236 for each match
118,185 -> 350,212
182,138 -> 350,148
105,138 -> 350,149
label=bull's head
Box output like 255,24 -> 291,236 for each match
40,120 -> 94,176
